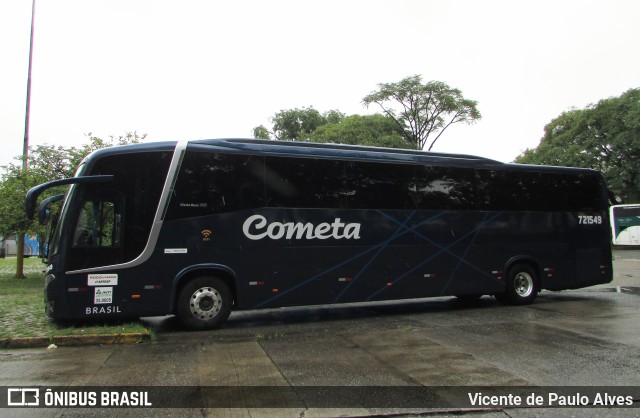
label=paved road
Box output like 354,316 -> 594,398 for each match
612,248 -> 640,260
1,250 -> 639,417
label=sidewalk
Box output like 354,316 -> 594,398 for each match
609,249 -> 640,287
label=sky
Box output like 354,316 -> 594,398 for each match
1,0 -> 639,168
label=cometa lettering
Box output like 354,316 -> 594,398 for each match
243,214 -> 361,240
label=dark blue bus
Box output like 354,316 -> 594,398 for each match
26,139 -> 613,329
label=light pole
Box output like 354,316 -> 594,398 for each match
16,0 -> 36,279
23,0 -> 36,171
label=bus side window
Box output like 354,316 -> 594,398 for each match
561,173 -> 603,211
476,170 -> 527,211
265,157 -> 346,209
345,161 -> 416,210
415,165 -> 476,211
72,199 -> 119,248
166,152 -> 265,219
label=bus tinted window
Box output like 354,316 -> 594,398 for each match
345,162 -> 416,210
476,170 -> 557,212
167,151 -> 604,216
559,173 -> 603,211
415,165 -> 476,210
265,157 -> 346,208
476,169 -> 603,212
166,152 -> 264,219
477,170 -> 518,211
524,172 -> 562,211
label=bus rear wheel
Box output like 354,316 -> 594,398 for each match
177,276 -> 232,330
495,264 -> 539,305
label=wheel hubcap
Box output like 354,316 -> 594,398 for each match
514,272 -> 534,298
189,287 -> 222,320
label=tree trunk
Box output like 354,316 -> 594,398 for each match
15,233 -> 26,279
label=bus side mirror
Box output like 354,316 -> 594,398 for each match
37,194 -> 64,225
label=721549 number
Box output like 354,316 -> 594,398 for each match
578,215 -> 603,225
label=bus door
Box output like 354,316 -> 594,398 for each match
67,188 -> 125,271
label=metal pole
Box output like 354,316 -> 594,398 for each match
17,0 -> 36,279
22,0 -> 36,172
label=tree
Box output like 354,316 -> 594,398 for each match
252,125 -> 270,139
362,75 -> 481,151
0,168 -> 32,279
516,88 -> 640,202
310,114 -> 410,149
253,107 -> 345,141
0,132 -> 143,278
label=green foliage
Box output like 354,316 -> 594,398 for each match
0,173 -> 32,238
254,108 -> 413,149
82,131 -> 145,156
273,107 -> 325,140
0,132 -> 144,276
516,89 -> 640,202
252,75 -> 482,152
323,109 -> 345,125
310,114 -> 411,149
252,125 -> 270,139
362,75 -> 481,151
255,107 -> 345,141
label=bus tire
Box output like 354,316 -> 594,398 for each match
177,276 -> 232,330
497,264 -> 539,305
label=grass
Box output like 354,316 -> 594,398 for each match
0,257 -> 150,341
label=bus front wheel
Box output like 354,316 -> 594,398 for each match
495,264 -> 539,305
177,276 -> 232,330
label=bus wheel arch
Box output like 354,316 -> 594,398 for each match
173,267 -> 236,330
495,259 -> 540,305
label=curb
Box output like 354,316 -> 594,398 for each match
0,332 -> 151,349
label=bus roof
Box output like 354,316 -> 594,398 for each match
191,138 -> 503,167
85,138 -> 602,175
189,139 -> 600,175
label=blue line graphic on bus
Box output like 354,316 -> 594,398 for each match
369,211 -> 499,300
253,210 -> 504,309
334,210 -> 419,302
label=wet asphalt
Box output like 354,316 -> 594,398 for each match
1,250 -> 639,417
